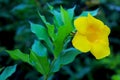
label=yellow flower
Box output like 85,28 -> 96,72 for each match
72,13 -> 110,59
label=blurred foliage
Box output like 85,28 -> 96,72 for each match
0,64 -> 17,80
0,0 -> 120,80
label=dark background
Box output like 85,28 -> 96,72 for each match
0,0 -> 120,80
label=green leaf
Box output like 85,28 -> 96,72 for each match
60,6 -> 71,24
80,8 -> 99,17
46,23 -> 55,41
50,57 -> 61,73
30,50 -> 50,75
0,65 -> 17,80
37,12 -> 47,25
11,4 -> 32,12
50,9 -> 63,27
0,67 -> 4,72
6,49 -> 29,63
67,6 -> 76,21
53,10 -> 63,27
61,48 -> 80,65
53,7 -> 74,58
32,40 -> 47,56
112,74 -> 120,80
47,3 -> 54,10
49,6 -> 75,27
30,22 -> 52,49
37,12 -> 56,41
51,48 -> 80,72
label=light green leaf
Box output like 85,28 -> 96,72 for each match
32,40 -> 47,56
60,6 -> 71,24
51,48 -> 80,72
6,49 -> 29,63
53,7 -> 74,58
80,8 -> 99,17
46,23 -> 55,41
0,65 -> 17,80
38,12 -> 56,41
30,50 -> 50,75
30,22 -> 52,49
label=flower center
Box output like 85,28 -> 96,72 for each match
86,25 -> 99,42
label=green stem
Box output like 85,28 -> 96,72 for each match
43,59 -> 56,80
48,59 -> 57,78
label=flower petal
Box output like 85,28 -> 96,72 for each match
87,13 -> 104,29
74,17 -> 87,34
72,32 -> 91,52
90,39 -> 110,59
102,25 -> 111,36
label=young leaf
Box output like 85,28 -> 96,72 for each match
30,50 -> 50,75
80,8 -> 99,17
32,40 -> 47,56
0,65 -> 17,80
30,22 -> 52,50
52,10 -> 63,27
37,12 -> 47,25
6,49 -> 29,63
60,6 -> 71,24
67,6 -> 76,21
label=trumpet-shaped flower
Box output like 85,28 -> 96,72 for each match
72,13 -> 110,59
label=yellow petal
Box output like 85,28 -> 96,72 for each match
98,25 -> 110,39
72,32 -> 91,52
90,39 -> 110,59
74,17 -> 87,34
87,13 -> 104,29
102,25 -> 111,36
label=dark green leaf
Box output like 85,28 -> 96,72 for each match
30,50 -> 50,75
61,48 -> 80,65
0,65 -> 17,80
6,49 -> 29,63
50,57 -> 61,73
0,67 -> 4,72
47,3 -> 54,10
51,48 -> 80,72
11,4 -> 32,12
